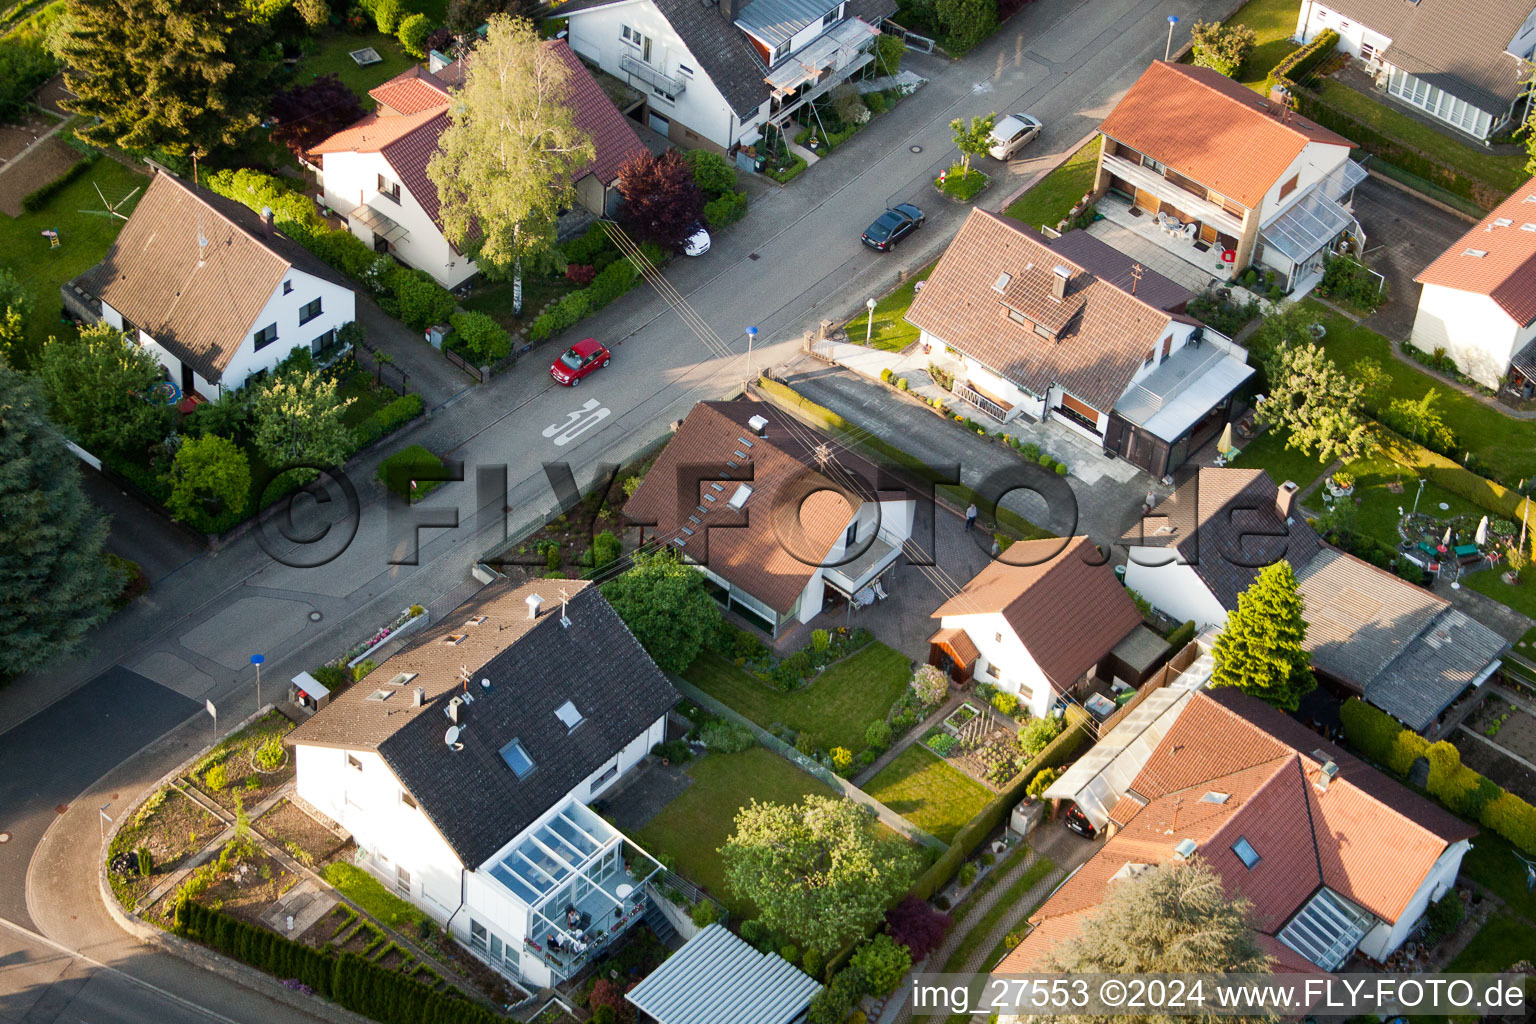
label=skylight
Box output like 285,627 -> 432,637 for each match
442,633 -> 468,645
500,739 -> 535,778
1231,836 -> 1261,869
728,483 -> 754,509
1464,248 -> 1489,258
1201,791 -> 1230,804
555,700 -> 583,731
992,271 -> 1012,292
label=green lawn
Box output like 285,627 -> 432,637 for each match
1338,449 -> 1485,546
1461,832 -> 1536,921
864,744 -> 995,845
293,31 -> 418,107
1215,0 -> 1304,92
1446,912 -> 1536,971
1313,80 -> 1527,196
684,644 -> 911,755
1003,137 -> 1101,232
1,157 -> 148,368
1464,565 -> 1536,618
1230,427 -> 1331,493
1305,303 -> 1536,483
936,165 -> 989,203
629,746 -> 832,919
844,263 -> 934,352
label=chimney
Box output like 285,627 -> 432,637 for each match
1275,479 -> 1299,524
1051,265 -> 1071,300
413,686 -> 426,707
526,593 -> 543,619
1316,760 -> 1339,793
260,206 -> 274,238
747,414 -> 770,437
447,699 -> 460,725
720,0 -> 736,22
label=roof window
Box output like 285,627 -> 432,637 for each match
728,483 -> 754,509
499,739 -> 535,778
1493,218 -> 1514,227
1464,248 -> 1488,258
366,689 -> 394,702
1522,223 -> 1536,232
1200,791 -> 1230,804
442,633 -> 468,645
555,700 -> 584,731
1231,836 -> 1261,869
464,615 -> 487,626
992,271 -> 1012,292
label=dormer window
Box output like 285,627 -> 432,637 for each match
822,3 -> 842,27
1006,308 -> 1029,327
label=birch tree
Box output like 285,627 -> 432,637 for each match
427,16 -> 593,313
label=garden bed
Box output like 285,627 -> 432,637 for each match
191,844 -> 301,927
255,797 -> 354,869
106,788 -> 223,912
935,165 -> 989,203
184,710 -> 295,812
490,451 -> 646,581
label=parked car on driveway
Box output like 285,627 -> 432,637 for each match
1064,804 -> 1098,839
988,113 -> 1042,160
551,337 -> 611,386
861,203 -> 925,251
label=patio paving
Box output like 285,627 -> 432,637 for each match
1086,195 -> 1230,294
600,760 -> 694,834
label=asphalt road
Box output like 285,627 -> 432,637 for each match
0,0 -> 1245,1016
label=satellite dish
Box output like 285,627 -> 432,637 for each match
445,725 -> 462,746
480,678 -> 490,690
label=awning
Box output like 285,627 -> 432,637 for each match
930,627 -> 979,667
350,202 -> 409,244
1114,340 -> 1255,444
1099,152 -> 1245,237
626,924 -> 821,1024
1259,185 -> 1357,265
765,17 -> 878,92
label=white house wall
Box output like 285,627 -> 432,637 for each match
1410,284 -> 1526,389
1295,3 -> 1392,66
937,610 -> 1056,718
319,150 -> 478,289
222,265 -> 355,389
1122,550 -> 1230,628
564,0 -> 763,150
1256,143 -> 1353,224
1358,839 -> 1470,960
293,745 -> 465,923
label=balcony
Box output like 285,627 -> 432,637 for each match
1100,152 -> 1246,239
620,53 -> 685,97
765,17 -> 877,125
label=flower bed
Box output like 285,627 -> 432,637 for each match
341,605 -> 428,668
935,165 -> 989,203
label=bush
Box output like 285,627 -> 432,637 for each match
849,934 -> 911,996
880,367 -> 893,383
763,155 -> 808,184
375,444 -> 443,499
808,966 -> 868,1024
830,746 -> 854,774
866,719 -> 892,752
1189,19 -> 1256,77
386,266 -> 454,330
254,736 -> 285,771
801,947 -> 825,980
1026,766 -> 1060,799
20,152 -> 99,213
958,862 -> 977,885
1270,28 -> 1339,90
530,290 -> 591,341
1315,255 -> 1386,312
1481,791 -> 1536,853
778,943 -> 800,965
354,393 -> 424,447
205,762 -> 229,792
884,896 -> 951,960
911,664 -> 948,706
990,691 -> 1019,716
703,190 -> 748,229
587,257 -> 641,310
652,738 -> 691,763
782,650 -> 813,678
591,530 -> 622,568
313,665 -> 350,692
396,12 -> 431,57
372,0 -> 402,32
1165,620 -> 1197,651
1018,715 -> 1063,755
690,900 -> 719,926
1055,463 -> 1069,476
684,149 -> 738,194
448,310 -> 511,364
1425,892 -> 1464,936
1339,697 -> 1404,767
699,718 -> 755,753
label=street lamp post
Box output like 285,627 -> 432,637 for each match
1165,14 -> 1179,61
251,653 -> 265,710
865,297 -> 877,345
745,326 -> 758,378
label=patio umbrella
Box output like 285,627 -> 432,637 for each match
1442,526 -> 1453,548
1218,422 -> 1233,455
1476,515 -> 1489,547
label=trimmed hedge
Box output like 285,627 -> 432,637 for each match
910,706 -> 1091,902
20,152 -> 100,213
764,156 -> 808,184
354,393 -> 424,447
173,900 -> 497,1024
1269,28 -> 1338,91
1339,697 -> 1536,853
704,190 -> 748,229
1164,620 -> 1197,651
1373,423 -> 1535,520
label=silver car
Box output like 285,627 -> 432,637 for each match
987,113 -> 1042,160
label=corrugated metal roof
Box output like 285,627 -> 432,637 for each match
735,0 -> 837,48
625,925 -> 822,1024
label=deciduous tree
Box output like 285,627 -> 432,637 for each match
0,363 -> 119,678
1351,356 -> 1393,413
166,433 -> 251,528
250,366 -> 355,470
269,75 -> 365,162
1381,389 -> 1456,451
720,795 -> 919,956
60,0 -> 273,157
949,113 -> 994,177
427,15 -> 593,312
1257,337 -> 1373,465
1189,20 -> 1256,77
1211,561 -> 1316,712
36,323 -> 174,457
600,550 -> 721,673
935,0 -> 995,52
617,150 -> 704,250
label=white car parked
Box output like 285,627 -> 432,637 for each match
987,113 -> 1043,160
683,224 -> 710,256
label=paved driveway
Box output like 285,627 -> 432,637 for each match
1353,175 -> 1476,341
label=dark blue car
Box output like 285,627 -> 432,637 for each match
862,203 -> 925,251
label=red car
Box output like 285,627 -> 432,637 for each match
551,337 -> 611,386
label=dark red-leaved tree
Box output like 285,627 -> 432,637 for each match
616,150 -> 704,251
269,74 -> 366,162
885,895 -> 952,961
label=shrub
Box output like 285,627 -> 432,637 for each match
387,267 -> 454,330
448,311 -> 511,364
795,731 -> 817,756
396,12 -> 430,56
1026,766 -> 1060,799
586,256 -> 642,310
1481,791 -> 1536,853
591,530 -> 622,568
684,148 -> 738,194
1270,28 -> 1339,90
1165,620 -> 1197,650
958,862 -> 977,886
811,629 -> 831,653
1386,729 -> 1430,778
891,708 -> 916,732
375,444 -> 444,499
866,719 -> 891,751
254,736 -> 285,771
974,681 -> 997,701
354,394 -> 425,447
849,934 -> 911,996
545,542 -> 562,572
565,263 -> 596,285
801,947 -> 825,981
530,290 -> 591,341
1055,463 -> 1068,476
352,659 -> 375,681
20,152 -> 99,213
807,966 -> 868,1024
313,665 -> 350,692
699,718 -> 755,753
703,190 -> 749,228
690,900 -> 719,926
1189,19 -> 1256,77
1425,892 -> 1464,936
782,650 -> 813,678
880,367 -> 894,383
830,746 -> 854,774
205,762 -> 228,792
884,896 -> 951,960
1018,715 -> 1063,755
779,943 -> 801,965
911,664 -> 948,706
990,690 -> 1019,716
372,0 -> 402,32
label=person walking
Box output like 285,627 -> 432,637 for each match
965,503 -> 978,532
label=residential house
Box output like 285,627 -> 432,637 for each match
623,399 -> 916,637
928,535 -> 1154,719
1092,61 -> 1365,295
1294,0 -> 1536,141
1410,175 -> 1536,391
311,43 -> 648,288
70,170 -> 356,400
905,209 -> 1256,476
625,924 -> 822,1023
1012,686 -> 1477,975
554,0 -> 896,155
1121,467 -> 1507,732
287,579 -> 678,989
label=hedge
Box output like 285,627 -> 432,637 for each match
354,393 -> 424,446
910,706 -> 1091,902
447,310 -> 510,364
529,246 -> 657,341
20,152 -> 99,213
1269,28 -> 1338,92
1372,423 -> 1535,521
173,900 -> 498,1024
764,156 -> 808,184
1164,620 -> 1197,651
1339,697 -> 1536,853
704,190 -> 749,229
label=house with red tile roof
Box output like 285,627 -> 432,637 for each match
927,536 -> 1160,719
310,42 -> 647,288
1410,175 -> 1536,391
905,209 -> 1256,476
1091,61 -> 1364,296
1013,685 -> 1476,975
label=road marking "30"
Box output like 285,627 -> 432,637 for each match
542,399 -> 611,447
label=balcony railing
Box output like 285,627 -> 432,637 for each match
620,53 -> 685,96
956,383 -> 1010,423
523,890 -> 649,979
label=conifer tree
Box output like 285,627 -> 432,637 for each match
1211,560 -> 1316,711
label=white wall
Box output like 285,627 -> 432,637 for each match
1122,551 -> 1230,628
1256,142 -> 1353,224
937,611 -> 1056,718
1359,839 -> 1470,960
319,150 -> 478,289
564,0 -> 761,150
1410,284 -> 1526,389
1295,2 -> 1392,62
786,497 -> 916,624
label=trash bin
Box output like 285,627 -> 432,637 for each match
425,322 -> 449,349
1114,565 -> 1127,582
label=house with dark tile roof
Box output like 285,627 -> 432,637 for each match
1121,467 -> 1507,732
1410,175 -> 1536,391
623,398 -> 915,637
927,536 -> 1157,719
1295,0 -> 1536,141
1091,61 -> 1364,296
287,579 -> 678,990
905,209 -> 1256,478
70,170 -> 356,400
553,0 -> 895,153
1015,686 -> 1476,974
310,42 -> 647,288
